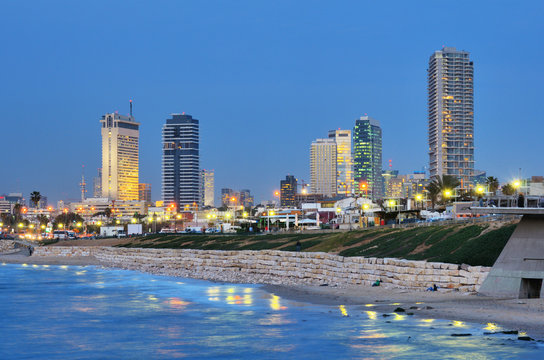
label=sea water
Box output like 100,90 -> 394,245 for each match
0,263 -> 542,359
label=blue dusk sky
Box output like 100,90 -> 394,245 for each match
1,0 -> 543,204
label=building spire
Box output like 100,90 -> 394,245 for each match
79,165 -> 87,202
129,99 -> 133,117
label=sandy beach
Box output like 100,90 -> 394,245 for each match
2,251 -> 543,341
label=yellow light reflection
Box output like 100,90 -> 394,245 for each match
366,311 -> 378,320
519,331 -> 527,336
339,305 -> 348,317
227,288 -> 235,293
269,294 -> 286,311
243,288 -> 252,293
60,265 -> 68,269
415,302 -> 424,304
148,295 -> 158,301
390,302 -> 401,306
393,313 -> 405,321
364,304 -> 375,307
243,294 -> 252,305
421,319 -> 435,323
32,264 -> 39,268
484,322 -> 500,332
42,265 -> 49,268
22,264 -> 28,267
453,320 -> 466,327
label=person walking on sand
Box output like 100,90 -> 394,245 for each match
296,240 -> 301,252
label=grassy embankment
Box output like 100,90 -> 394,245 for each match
115,221 -> 517,267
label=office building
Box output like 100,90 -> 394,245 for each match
201,169 -> 215,207
428,47 -> 474,189
328,129 -> 353,196
239,189 -> 254,208
310,138 -> 337,197
100,111 -> 140,200
162,114 -> 201,208
280,175 -> 297,207
353,116 -> 383,200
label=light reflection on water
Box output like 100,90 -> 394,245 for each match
0,264 -> 542,360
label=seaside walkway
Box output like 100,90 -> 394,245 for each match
471,207 -> 544,299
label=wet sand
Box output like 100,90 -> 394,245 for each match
2,252 -> 543,340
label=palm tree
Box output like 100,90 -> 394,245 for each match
501,183 -> 516,196
428,175 -> 461,206
30,191 -> 42,209
486,176 -> 499,195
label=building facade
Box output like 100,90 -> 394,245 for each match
310,138 -> 337,197
428,47 -> 474,189
353,116 -> 383,200
280,175 -> 297,207
93,168 -> 102,198
328,129 -> 353,196
201,169 -> 215,207
100,113 -> 140,200
162,114 -> 201,208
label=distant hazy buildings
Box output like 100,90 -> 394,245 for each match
201,169 -> 215,207
162,114 -> 201,209
310,138 -> 337,197
100,112 -> 140,200
138,183 -> 152,204
93,168 -> 102,198
353,116 -> 383,200
328,129 -> 353,196
428,47 -> 474,189
221,188 -> 253,208
280,175 -> 297,207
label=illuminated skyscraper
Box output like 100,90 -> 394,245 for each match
353,116 -> 382,200
428,47 -> 474,188
328,129 -> 353,196
310,138 -> 337,197
201,169 -> 215,207
100,111 -> 139,200
280,175 -> 297,207
162,114 -> 201,208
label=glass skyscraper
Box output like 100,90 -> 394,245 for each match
353,116 -> 383,200
162,114 -> 201,209
280,175 -> 297,207
428,47 -> 474,189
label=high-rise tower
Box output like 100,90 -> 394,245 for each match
280,175 -> 297,207
353,116 -> 383,200
201,169 -> 215,207
310,138 -> 337,197
162,114 -> 200,208
428,47 -> 474,188
100,110 -> 140,200
328,129 -> 353,196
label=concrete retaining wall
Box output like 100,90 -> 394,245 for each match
33,246 -> 490,292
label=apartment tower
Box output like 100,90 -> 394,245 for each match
428,47 -> 474,188
310,138 -> 337,197
328,129 -> 353,196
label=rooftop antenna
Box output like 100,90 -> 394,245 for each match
79,165 -> 87,202
129,99 -> 133,117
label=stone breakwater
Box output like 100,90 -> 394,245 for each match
32,246 -> 490,292
0,240 -> 18,253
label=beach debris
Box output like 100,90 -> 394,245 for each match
424,306 -> 434,310
382,314 -> 392,317
406,312 -> 414,316
394,307 -> 405,313
409,306 -> 419,310
501,330 -> 519,335
319,283 -> 329,287
518,336 -> 534,341
451,333 -> 472,337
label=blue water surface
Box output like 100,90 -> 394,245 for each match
0,263 -> 542,359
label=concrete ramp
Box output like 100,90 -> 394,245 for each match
476,213 -> 544,298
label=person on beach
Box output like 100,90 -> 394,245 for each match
372,279 -> 381,287
296,241 -> 301,252
426,284 -> 438,291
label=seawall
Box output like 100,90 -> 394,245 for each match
32,246 -> 490,292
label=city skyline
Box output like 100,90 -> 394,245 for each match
1,1 -> 543,203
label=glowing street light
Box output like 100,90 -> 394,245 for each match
444,190 -> 452,198
513,180 -> 521,189
476,186 -> 485,194
18,223 -> 24,228
362,203 -> 370,210
415,194 -> 423,201
58,224 -> 64,229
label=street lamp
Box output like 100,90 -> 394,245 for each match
267,210 -> 275,232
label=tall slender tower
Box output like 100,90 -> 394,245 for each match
328,129 -> 353,196
162,114 -> 200,208
428,47 -> 474,188
310,138 -> 337,197
201,169 -> 215,207
100,107 -> 140,200
353,116 -> 383,200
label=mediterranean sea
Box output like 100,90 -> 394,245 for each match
0,263 -> 542,359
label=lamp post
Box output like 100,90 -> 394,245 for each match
268,210 -> 275,232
